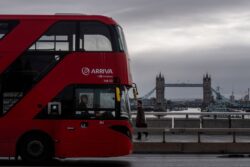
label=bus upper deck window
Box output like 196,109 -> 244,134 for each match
0,21 -> 19,39
79,22 -> 112,51
29,22 -> 76,51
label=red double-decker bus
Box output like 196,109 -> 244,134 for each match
0,14 -> 134,162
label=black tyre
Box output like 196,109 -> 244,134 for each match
18,134 -> 54,163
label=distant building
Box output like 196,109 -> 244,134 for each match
203,73 -> 213,106
230,91 -> 235,103
142,98 -> 156,111
155,73 -> 166,111
244,88 -> 250,101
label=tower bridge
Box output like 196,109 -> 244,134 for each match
165,83 -> 203,87
141,73 -> 213,111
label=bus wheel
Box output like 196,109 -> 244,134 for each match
18,135 -> 53,162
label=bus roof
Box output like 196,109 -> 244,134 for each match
0,14 -> 117,25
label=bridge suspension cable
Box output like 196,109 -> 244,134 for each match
141,87 -> 156,99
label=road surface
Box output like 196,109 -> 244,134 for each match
1,154 -> 250,167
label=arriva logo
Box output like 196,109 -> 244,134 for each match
81,67 -> 113,76
81,67 -> 90,76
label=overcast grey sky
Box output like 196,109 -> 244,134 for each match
1,0 -> 250,99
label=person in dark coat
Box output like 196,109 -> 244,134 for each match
79,95 -> 88,109
136,100 -> 148,140
77,94 -> 90,118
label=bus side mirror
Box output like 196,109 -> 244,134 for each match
132,83 -> 138,99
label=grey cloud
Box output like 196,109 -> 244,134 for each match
110,0 -> 250,26
1,0 -> 249,28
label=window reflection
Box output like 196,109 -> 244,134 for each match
83,35 -> 112,51
75,88 -> 115,119
37,86 -> 128,120
76,89 -> 94,110
79,22 -> 112,51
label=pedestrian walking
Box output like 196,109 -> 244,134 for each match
135,100 -> 148,140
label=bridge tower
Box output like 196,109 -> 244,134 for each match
203,73 -> 212,106
155,73 -> 166,111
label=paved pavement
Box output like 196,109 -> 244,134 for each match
2,154 -> 250,167
132,133 -> 250,143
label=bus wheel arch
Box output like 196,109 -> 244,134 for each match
16,130 -> 55,162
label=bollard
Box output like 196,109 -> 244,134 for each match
213,114 -> 217,119
163,130 -> 166,143
233,132 -> 236,143
198,132 -> 201,143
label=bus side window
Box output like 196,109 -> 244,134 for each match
76,91 -> 94,110
75,89 -> 94,118
29,22 -> 76,51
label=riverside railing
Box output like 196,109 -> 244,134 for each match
131,111 -> 250,128
133,127 -> 250,143
131,112 -> 250,143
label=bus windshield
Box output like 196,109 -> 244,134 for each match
116,26 -> 128,53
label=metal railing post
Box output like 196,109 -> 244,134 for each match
198,132 -> 201,143
172,117 -> 175,128
199,116 -> 203,128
